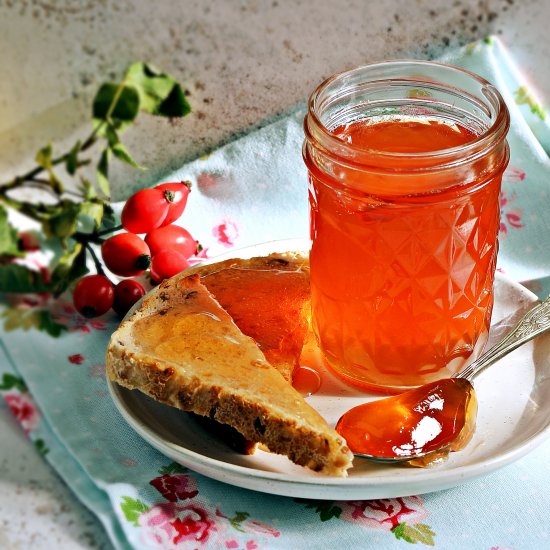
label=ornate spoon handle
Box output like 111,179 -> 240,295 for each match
457,294 -> 550,381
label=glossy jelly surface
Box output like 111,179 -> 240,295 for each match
335,378 -> 477,461
202,266 -> 310,382
309,118 -> 502,390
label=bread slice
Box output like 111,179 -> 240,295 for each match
184,252 -> 311,455
106,269 -> 353,476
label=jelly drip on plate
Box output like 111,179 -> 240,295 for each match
335,378 -> 478,462
292,365 -> 322,396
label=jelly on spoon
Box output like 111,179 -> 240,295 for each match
336,293 -> 550,464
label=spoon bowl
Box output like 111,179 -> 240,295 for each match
337,293 -> 550,463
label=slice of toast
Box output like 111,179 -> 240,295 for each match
181,252 -> 311,455
106,270 -> 353,476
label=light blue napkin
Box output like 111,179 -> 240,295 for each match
1,37 -> 550,550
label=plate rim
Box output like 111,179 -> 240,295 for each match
108,239 -> 550,498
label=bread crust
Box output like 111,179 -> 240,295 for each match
106,264 -> 353,476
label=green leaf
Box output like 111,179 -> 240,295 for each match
1,307 -> 66,336
0,373 -> 28,392
120,496 -> 149,526
92,82 -> 140,122
514,86 -> 547,121
96,149 -> 111,198
158,462 -> 188,475
49,242 -> 88,296
66,141 -> 81,176
294,498 -> 342,522
0,264 -> 51,293
2,308 -> 37,331
0,205 -> 23,257
229,511 -> 250,532
106,118 -> 133,134
78,201 -> 104,232
42,200 -> 83,239
111,142 -> 145,170
37,310 -> 66,337
35,144 -> 53,170
14,201 -> 63,222
48,171 -> 64,195
101,203 -> 117,230
105,124 -> 120,147
34,438 -> 49,456
79,178 -> 97,200
125,62 -> 191,117
158,84 -> 192,117
392,523 -> 436,546
35,143 -> 64,194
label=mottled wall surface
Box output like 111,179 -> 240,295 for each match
0,0 -> 547,199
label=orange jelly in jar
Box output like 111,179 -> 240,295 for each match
303,61 -> 510,392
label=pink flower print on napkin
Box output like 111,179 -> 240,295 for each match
213,219 -> 239,248
338,496 -> 435,544
240,519 -> 280,538
4,392 -> 40,433
503,165 -> 526,183
68,353 -> 85,364
150,473 -> 199,502
217,508 -> 280,538
216,509 -> 280,547
226,540 -> 259,549
139,502 -> 216,549
340,497 -> 428,531
499,190 -> 524,236
51,300 -> 108,333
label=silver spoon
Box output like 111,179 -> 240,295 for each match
337,293 -> 550,463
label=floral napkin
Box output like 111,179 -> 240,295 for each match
1,37 -> 550,550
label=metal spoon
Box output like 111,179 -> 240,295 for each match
337,293 -> 550,464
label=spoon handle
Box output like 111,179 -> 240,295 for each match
457,293 -> 550,381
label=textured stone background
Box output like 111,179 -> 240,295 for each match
1,0 -> 548,200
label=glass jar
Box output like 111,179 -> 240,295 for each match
303,61 -> 510,393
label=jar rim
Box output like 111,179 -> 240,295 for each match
306,59 -> 510,163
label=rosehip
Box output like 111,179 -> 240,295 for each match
145,224 -> 199,259
73,275 -> 114,318
113,279 -> 146,316
155,181 -> 191,226
101,233 -> 151,277
121,188 -> 172,234
150,250 -> 190,283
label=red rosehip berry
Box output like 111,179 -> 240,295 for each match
101,233 -> 151,277
73,275 -> 114,318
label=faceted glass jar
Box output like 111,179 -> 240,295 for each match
303,61 -> 510,393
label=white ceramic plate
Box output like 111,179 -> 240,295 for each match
108,239 -> 550,500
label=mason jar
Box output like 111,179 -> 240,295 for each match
303,61 -> 510,392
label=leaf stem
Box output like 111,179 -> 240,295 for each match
85,243 -> 107,277
73,232 -> 104,245
97,224 -> 122,236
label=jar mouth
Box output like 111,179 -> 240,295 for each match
306,60 -> 510,166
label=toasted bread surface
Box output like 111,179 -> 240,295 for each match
106,269 -> 353,476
